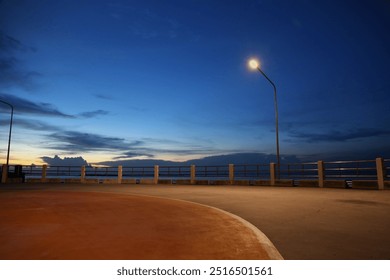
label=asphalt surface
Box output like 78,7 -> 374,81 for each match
1,183 -> 390,259
0,187 -> 281,260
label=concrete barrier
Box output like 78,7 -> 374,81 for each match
213,180 -> 230,185
323,180 -> 347,188
140,178 -> 155,184
194,180 -> 209,185
275,179 -> 294,187
44,178 -> 62,183
63,178 -> 81,184
253,180 -> 272,186
101,179 -> 118,184
351,180 -> 378,189
175,179 -> 192,185
121,179 -> 137,184
158,179 -> 172,184
84,179 -> 99,184
297,180 -> 319,187
233,180 -> 251,186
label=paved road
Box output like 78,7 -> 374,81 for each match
0,189 -> 281,260
2,184 -> 390,259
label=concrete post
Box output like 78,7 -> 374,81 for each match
154,165 -> 159,184
270,163 -> 276,186
42,164 -> 47,182
80,165 -> 86,183
376,158 -> 385,190
229,164 -> 234,185
318,160 -> 325,188
118,165 -> 122,184
190,165 -> 196,184
1,164 -> 8,183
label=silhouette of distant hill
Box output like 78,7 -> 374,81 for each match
95,153 -> 302,167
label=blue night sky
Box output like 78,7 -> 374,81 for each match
1,0 -> 390,165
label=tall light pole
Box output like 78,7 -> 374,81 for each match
248,58 -> 280,178
0,99 -> 14,167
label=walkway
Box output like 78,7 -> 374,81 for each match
1,184 -> 390,259
0,188 -> 281,260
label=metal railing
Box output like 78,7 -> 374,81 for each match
159,166 -> 191,178
2,158 -> 388,188
85,166 -> 118,178
122,166 -> 154,178
22,165 -> 43,178
324,160 -> 377,181
280,162 -> 318,180
234,164 -> 269,179
46,165 -> 81,178
195,165 -> 229,179
385,159 -> 390,180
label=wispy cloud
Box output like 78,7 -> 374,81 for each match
44,128 -> 220,159
0,93 -> 74,118
93,93 -> 115,100
0,93 -> 111,120
0,32 -> 35,53
78,110 -> 109,118
1,118 -> 61,132
288,127 -> 390,143
113,151 -> 154,159
46,131 -> 137,152
0,31 -> 40,90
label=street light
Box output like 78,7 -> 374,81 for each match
0,99 -> 14,167
248,58 -> 280,178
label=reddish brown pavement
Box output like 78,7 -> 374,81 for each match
0,190 -> 282,260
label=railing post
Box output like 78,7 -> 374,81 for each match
229,164 -> 234,185
154,165 -> 159,184
376,158 -> 385,190
80,165 -> 85,183
270,163 -> 276,186
118,165 -> 122,184
1,164 -> 8,183
190,165 -> 196,184
42,164 -> 47,182
318,160 -> 325,188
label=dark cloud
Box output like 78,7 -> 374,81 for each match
46,130 -> 220,159
96,153 -> 303,167
0,32 -> 35,53
113,151 -> 154,159
46,131 -> 141,152
0,31 -> 40,90
93,94 -> 114,100
40,155 -> 89,166
0,118 -> 60,131
289,127 -> 390,143
78,110 -> 109,118
0,93 -> 73,118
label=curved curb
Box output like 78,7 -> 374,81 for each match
159,197 -> 284,260
74,189 -> 284,260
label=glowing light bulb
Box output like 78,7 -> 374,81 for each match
248,59 -> 259,69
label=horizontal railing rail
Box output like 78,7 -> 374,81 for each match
159,166 -> 191,178
22,165 -> 43,178
85,166 -> 118,178
234,164 -> 269,179
195,165 -> 229,179
280,162 -> 318,180
46,166 -> 81,178
324,160 -> 377,180
385,159 -> 390,180
122,166 -> 154,178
